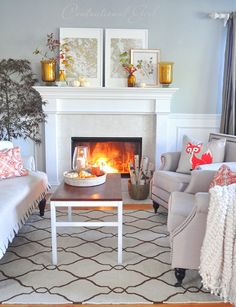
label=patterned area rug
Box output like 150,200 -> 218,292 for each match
0,208 -> 220,304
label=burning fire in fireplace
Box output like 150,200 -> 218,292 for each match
71,137 -> 142,176
88,142 -> 135,174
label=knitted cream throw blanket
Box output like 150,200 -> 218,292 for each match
199,183 -> 236,305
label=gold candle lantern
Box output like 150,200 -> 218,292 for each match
159,62 -> 174,86
41,60 -> 56,83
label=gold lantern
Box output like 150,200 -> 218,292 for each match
41,59 -> 56,83
159,62 -> 174,87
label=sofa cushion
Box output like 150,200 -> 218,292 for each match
176,135 -> 226,174
152,170 -> 191,193
0,147 -> 28,179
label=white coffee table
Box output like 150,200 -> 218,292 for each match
50,173 -> 123,265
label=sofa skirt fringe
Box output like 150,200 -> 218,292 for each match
0,185 -> 50,260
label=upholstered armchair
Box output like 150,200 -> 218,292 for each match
167,163 -> 236,286
164,132 -> 236,286
151,132 -> 236,213
167,170 -> 215,286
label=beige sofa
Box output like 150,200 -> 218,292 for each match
0,141 -> 48,259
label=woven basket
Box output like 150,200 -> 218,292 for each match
128,179 -> 150,200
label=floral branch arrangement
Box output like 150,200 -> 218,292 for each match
119,51 -> 142,74
33,33 -> 60,62
60,41 -> 74,70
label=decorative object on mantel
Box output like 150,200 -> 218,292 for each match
159,62 -> 174,87
128,155 -> 154,200
41,59 -> 56,83
120,51 -> 142,87
58,69 -> 66,81
60,28 -> 103,87
131,49 -> 161,87
55,69 -> 67,86
127,72 -> 136,87
0,59 -> 46,144
105,29 -> 148,87
33,33 -> 60,84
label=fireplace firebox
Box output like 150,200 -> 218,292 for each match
71,137 -> 142,177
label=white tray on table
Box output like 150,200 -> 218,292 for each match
64,171 -> 106,187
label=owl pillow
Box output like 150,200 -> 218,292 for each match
176,135 -> 226,174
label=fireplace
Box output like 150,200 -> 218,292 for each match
34,86 -> 178,184
71,137 -> 142,177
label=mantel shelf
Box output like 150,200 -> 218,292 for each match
34,86 -> 178,99
34,86 -> 178,114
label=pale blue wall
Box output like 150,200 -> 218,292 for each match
1,0 -> 236,113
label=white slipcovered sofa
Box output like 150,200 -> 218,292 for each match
0,141 -> 48,259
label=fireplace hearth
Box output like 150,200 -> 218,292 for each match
71,137 -> 142,177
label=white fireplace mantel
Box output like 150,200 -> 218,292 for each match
34,86 -> 178,184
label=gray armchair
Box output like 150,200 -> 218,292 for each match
151,132 -> 236,213
167,170 -> 215,286
165,133 -> 236,286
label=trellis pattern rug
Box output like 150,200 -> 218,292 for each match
0,208 -> 220,304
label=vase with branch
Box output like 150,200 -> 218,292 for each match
33,33 -> 60,83
120,51 -> 142,87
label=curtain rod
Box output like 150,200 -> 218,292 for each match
209,12 -> 230,26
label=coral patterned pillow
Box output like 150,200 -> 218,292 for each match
0,147 -> 28,179
209,164 -> 236,189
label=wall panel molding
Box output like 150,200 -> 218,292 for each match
167,113 -> 221,152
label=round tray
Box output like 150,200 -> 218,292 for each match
64,171 -> 107,187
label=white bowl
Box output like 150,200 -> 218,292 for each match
64,171 -> 107,187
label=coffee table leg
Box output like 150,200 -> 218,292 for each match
51,202 -> 57,265
68,206 -> 72,221
118,201 -> 123,264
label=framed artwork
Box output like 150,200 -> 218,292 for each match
105,29 -> 148,87
60,28 -> 103,87
130,49 -> 161,86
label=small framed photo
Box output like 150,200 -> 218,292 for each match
60,28 -> 103,87
130,49 -> 161,86
105,29 -> 148,87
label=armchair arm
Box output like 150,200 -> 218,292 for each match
195,192 -> 210,214
170,191 -> 210,270
184,170 -> 216,194
22,155 -> 36,171
159,151 -> 181,171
